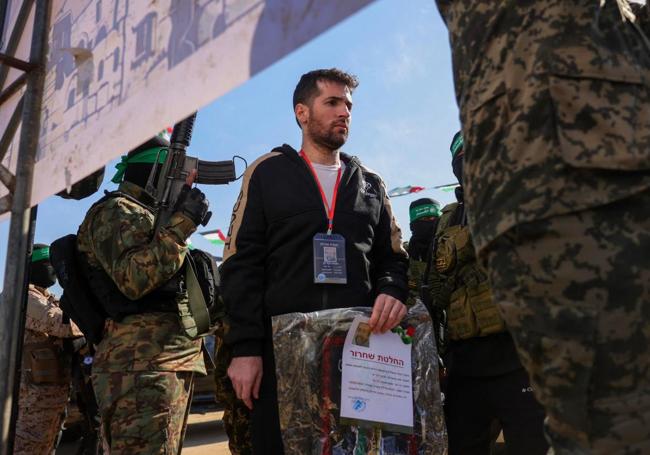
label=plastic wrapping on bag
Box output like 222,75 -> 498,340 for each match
272,303 -> 447,455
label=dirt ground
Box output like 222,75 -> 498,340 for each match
57,411 -> 231,454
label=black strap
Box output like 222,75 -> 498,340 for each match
631,19 -> 650,55
419,218 -> 439,301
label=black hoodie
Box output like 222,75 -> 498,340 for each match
221,145 -> 409,357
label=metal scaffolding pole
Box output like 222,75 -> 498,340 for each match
0,1 -> 51,453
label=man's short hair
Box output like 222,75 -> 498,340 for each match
293,68 -> 359,110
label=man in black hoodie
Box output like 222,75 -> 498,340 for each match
221,68 -> 409,454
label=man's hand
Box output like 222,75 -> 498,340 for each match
369,294 -> 407,334
227,356 -> 263,410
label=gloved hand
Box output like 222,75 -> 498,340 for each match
71,336 -> 87,353
174,185 -> 212,226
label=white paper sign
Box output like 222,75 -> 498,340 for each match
340,315 -> 414,433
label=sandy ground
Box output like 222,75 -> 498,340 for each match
57,411 -> 231,454
56,410 -> 506,454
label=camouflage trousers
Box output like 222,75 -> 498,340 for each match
486,189 -> 650,454
14,379 -> 70,454
91,371 -> 194,455
214,329 -> 252,455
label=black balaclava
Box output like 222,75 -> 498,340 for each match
408,198 -> 441,262
29,243 -> 56,289
449,131 -> 464,202
452,152 -> 463,187
122,136 -> 170,189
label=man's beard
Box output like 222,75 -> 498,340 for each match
307,119 -> 348,150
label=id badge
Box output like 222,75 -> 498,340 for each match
313,233 -> 347,284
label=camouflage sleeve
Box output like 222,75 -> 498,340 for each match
406,260 -> 425,307
25,289 -> 82,338
88,198 -> 196,300
429,266 -> 452,311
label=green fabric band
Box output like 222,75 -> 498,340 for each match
111,147 -> 168,183
450,134 -> 464,157
409,204 -> 441,222
31,247 -> 50,263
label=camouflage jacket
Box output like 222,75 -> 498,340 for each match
406,258 -> 429,307
25,284 -> 82,346
436,1 -> 650,254
77,181 -> 205,373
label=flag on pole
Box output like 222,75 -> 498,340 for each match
433,183 -> 459,193
388,183 -> 459,197
388,186 -> 426,198
200,229 -> 228,246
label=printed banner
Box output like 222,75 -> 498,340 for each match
0,0 -> 375,208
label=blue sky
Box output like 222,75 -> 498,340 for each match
0,0 -> 459,291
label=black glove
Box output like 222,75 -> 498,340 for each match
71,336 -> 87,353
174,185 -> 211,226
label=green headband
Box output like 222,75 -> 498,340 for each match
31,247 -> 50,263
450,134 -> 464,157
409,204 -> 441,222
111,147 -> 168,183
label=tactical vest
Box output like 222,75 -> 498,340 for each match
81,191 -> 183,322
434,202 -> 505,340
82,191 -> 220,338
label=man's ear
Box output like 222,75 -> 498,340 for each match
295,103 -> 309,128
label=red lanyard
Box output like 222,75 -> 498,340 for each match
300,150 -> 342,234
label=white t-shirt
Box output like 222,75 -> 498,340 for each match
312,161 -> 346,210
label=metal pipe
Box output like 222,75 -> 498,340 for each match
0,164 -> 15,192
0,1 -> 51,453
0,96 -> 24,164
0,73 -> 27,105
6,205 -> 37,455
0,196 -> 11,213
0,0 -> 8,50
0,0 -> 35,91
0,53 -> 35,72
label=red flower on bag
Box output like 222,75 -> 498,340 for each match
406,326 -> 415,337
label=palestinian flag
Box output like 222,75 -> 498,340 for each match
434,183 -> 459,193
388,183 -> 460,197
388,185 -> 426,198
200,229 -> 228,246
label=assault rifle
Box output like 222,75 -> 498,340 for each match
147,112 -> 238,234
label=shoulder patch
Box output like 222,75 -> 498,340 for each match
441,202 -> 459,214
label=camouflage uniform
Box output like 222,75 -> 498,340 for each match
14,284 -> 82,455
214,325 -> 252,455
406,255 -> 430,307
77,181 -> 206,454
436,1 -> 650,452
431,202 -> 547,454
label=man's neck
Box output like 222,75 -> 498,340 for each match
301,139 -> 340,166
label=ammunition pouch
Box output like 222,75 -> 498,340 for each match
447,282 -> 505,340
51,234 -> 181,345
435,225 -> 474,274
178,249 -> 222,339
83,257 -> 181,320
23,341 -> 70,385
468,281 -> 505,336
447,288 -> 478,340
